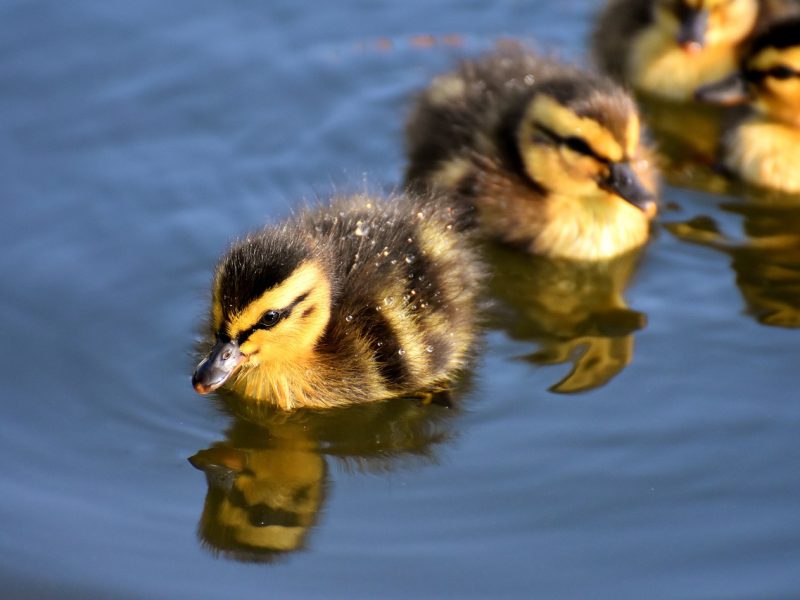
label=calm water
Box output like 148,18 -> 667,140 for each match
2,1 -> 800,598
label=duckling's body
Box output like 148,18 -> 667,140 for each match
724,117 -> 800,191
593,0 -> 796,101
405,43 -> 658,261
192,194 -> 483,410
696,18 -> 800,192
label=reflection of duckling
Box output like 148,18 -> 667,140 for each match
192,194 -> 484,410
190,398 -> 457,562
487,244 -> 646,392
668,204 -> 800,327
696,18 -> 800,193
189,433 -> 326,562
593,0 -> 796,101
405,42 -> 658,262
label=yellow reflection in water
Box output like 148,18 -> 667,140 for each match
486,244 -> 646,393
189,395 -> 458,562
667,200 -> 800,328
639,95 -> 730,173
639,91 -> 800,328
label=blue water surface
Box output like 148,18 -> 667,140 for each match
1,1 -> 799,598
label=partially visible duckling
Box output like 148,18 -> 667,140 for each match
405,42 -> 658,261
192,193 -> 484,410
593,0 -> 797,101
696,18 -> 800,192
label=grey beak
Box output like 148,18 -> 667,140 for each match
695,72 -> 750,105
601,162 -> 656,212
677,9 -> 708,52
192,339 -> 243,394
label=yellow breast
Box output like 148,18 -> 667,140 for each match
725,118 -> 800,193
630,30 -> 738,101
534,193 -> 651,261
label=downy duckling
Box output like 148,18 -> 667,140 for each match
593,0 -> 797,101
192,193 -> 483,410
696,18 -> 800,193
405,42 -> 658,261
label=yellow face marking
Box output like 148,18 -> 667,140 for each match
226,261 -> 324,338
747,47 -> 800,124
749,47 -> 800,72
228,260 -> 331,373
527,95 -> 624,162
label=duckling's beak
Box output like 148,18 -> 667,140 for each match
188,447 -> 244,491
694,72 -> 749,105
601,162 -> 656,213
192,340 -> 244,394
677,9 -> 708,54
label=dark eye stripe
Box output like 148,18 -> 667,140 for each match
745,65 -> 800,83
235,291 -> 311,344
533,123 -> 611,164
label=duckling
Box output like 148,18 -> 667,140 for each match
192,193 -> 483,410
592,0 -> 797,101
695,18 -> 800,193
404,42 -> 658,261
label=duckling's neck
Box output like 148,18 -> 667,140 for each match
228,342 -> 392,410
534,192 -> 650,260
630,30 -> 739,100
228,357 -> 318,410
725,116 -> 800,193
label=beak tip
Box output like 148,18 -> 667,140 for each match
192,381 -> 212,395
641,198 -> 658,219
192,370 -> 221,395
680,41 -> 703,54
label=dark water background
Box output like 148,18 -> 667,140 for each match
2,1 -> 799,598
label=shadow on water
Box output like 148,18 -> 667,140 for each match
646,96 -> 800,329
189,393 -> 459,563
485,243 -> 647,393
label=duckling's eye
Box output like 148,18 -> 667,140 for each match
563,136 -> 594,157
258,310 -> 281,329
768,65 -> 797,80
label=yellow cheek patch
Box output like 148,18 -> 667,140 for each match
527,95 -> 624,162
228,261 -> 325,338
238,329 -> 270,355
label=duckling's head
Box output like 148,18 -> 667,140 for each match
516,79 -> 656,215
696,19 -> 800,125
652,0 -> 758,52
193,234 -> 332,395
